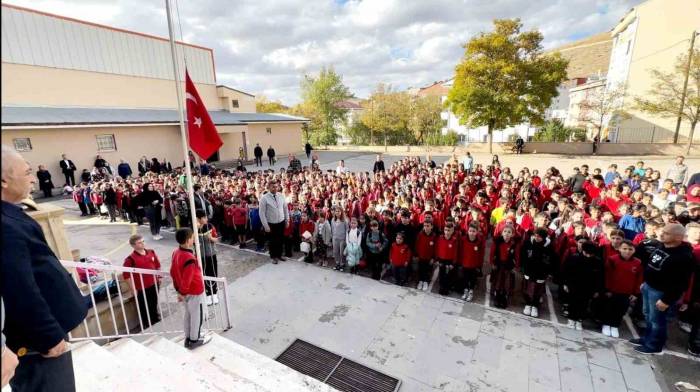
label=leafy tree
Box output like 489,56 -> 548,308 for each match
409,95 -> 443,144
634,49 -> 699,154
347,121 -> 371,145
424,130 -> 459,146
359,84 -> 414,145
533,119 -> 574,142
299,66 -> 351,146
577,84 -> 627,143
255,96 -> 288,113
446,19 -> 568,153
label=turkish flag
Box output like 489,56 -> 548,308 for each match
185,70 -> 223,160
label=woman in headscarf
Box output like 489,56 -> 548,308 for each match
140,182 -> 163,240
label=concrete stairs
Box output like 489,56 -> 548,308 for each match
58,333 -> 340,392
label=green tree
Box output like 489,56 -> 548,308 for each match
577,84 -> 627,143
634,49 -> 700,154
300,66 -> 351,146
533,119 -> 574,142
255,95 -> 288,113
446,19 -> 568,153
409,95 -> 443,144
359,84 -> 414,145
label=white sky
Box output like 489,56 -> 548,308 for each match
4,0 -> 642,105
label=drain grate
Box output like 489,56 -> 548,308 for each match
276,339 -> 401,392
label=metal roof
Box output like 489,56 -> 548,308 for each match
1,106 -> 307,127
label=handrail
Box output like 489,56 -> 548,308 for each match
60,259 -> 233,341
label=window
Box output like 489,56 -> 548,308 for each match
13,138 -> 32,151
231,99 -> 239,108
96,134 -> 117,151
266,127 -> 272,134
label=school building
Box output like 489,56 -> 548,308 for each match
1,3 -> 307,183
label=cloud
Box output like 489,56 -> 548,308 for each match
4,0 -> 643,105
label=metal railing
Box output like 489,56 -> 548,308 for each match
61,260 -> 233,342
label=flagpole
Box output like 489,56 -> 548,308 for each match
165,0 -> 205,274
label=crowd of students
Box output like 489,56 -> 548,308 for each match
74,152 -> 699,355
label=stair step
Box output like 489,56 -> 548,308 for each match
71,340 -> 162,391
144,336 -> 269,392
190,334 -> 338,392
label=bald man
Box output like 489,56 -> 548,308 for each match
630,223 -> 693,354
1,145 -> 87,391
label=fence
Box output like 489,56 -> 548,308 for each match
61,260 -> 233,342
611,126 -> 698,144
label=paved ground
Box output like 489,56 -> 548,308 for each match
42,150 -> 700,391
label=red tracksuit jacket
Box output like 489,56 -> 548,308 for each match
414,231 -> 436,261
605,254 -> 643,295
170,247 -> 204,296
390,243 -> 412,267
435,235 -> 458,264
459,234 -> 485,269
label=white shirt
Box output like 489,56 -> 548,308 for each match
259,191 -> 289,229
336,166 -> 347,174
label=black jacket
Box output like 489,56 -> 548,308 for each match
1,201 -> 88,353
254,146 -> 263,158
104,188 -> 117,205
267,148 -> 275,158
37,170 -> 53,189
520,236 -> 554,280
563,252 -> 605,295
373,160 -> 385,173
644,243 -> 694,305
59,159 -> 76,173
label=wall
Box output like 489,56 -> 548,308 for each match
3,125 -> 185,183
323,142 -> 699,157
617,0 -> 700,137
217,128 -> 247,162
1,63 -> 221,109
217,86 -> 256,113
245,123 -> 303,159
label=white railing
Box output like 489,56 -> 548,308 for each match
60,260 -> 233,342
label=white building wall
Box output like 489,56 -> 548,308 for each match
1,5 -> 215,85
606,17 -> 638,92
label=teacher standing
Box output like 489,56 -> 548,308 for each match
259,180 -> 289,264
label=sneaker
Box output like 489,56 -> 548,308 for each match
531,307 -> 538,318
628,338 -> 645,346
462,290 -> 469,300
185,336 -> 212,350
205,295 -> 213,306
279,256 -> 287,261
610,327 -> 619,338
688,346 -> 700,357
418,282 -> 424,290
423,282 -> 430,292
567,319 -> 576,329
602,325 -> 611,337
272,259 -> 279,264
679,322 -> 692,333
634,345 -> 661,355
212,294 -> 219,305
466,290 -> 474,302
575,321 -> 583,331
523,305 -> 532,316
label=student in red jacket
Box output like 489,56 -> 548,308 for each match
435,222 -> 459,295
231,199 -> 248,248
170,228 -> 210,349
390,232 -> 412,286
459,222 -> 485,301
123,234 -> 162,328
414,219 -> 437,291
490,225 -> 519,308
601,240 -> 643,338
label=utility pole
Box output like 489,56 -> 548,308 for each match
673,30 -> 697,144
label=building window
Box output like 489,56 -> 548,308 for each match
266,127 -> 272,134
96,134 -> 117,151
231,99 -> 239,108
13,138 -> 32,152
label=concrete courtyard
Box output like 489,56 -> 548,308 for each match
43,150 -> 700,392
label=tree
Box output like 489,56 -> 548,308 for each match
409,95 -> 443,144
635,49 -> 699,155
446,19 -> 568,153
255,95 -> 288,113
533,119 -> 577,142
578,84 -> 627,143
359,84 -> 414,145
299,66 -> 351,146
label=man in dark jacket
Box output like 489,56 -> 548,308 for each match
267,145 -> 276,166
1,145 -> 88,392
36,165 -> 54,198
254,143 -> 263,167
59,154 -> 76,186
373,154 -> 385,173
630,223 -> 694,354
305,142 -> 312,160
117,159 -> 132,179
